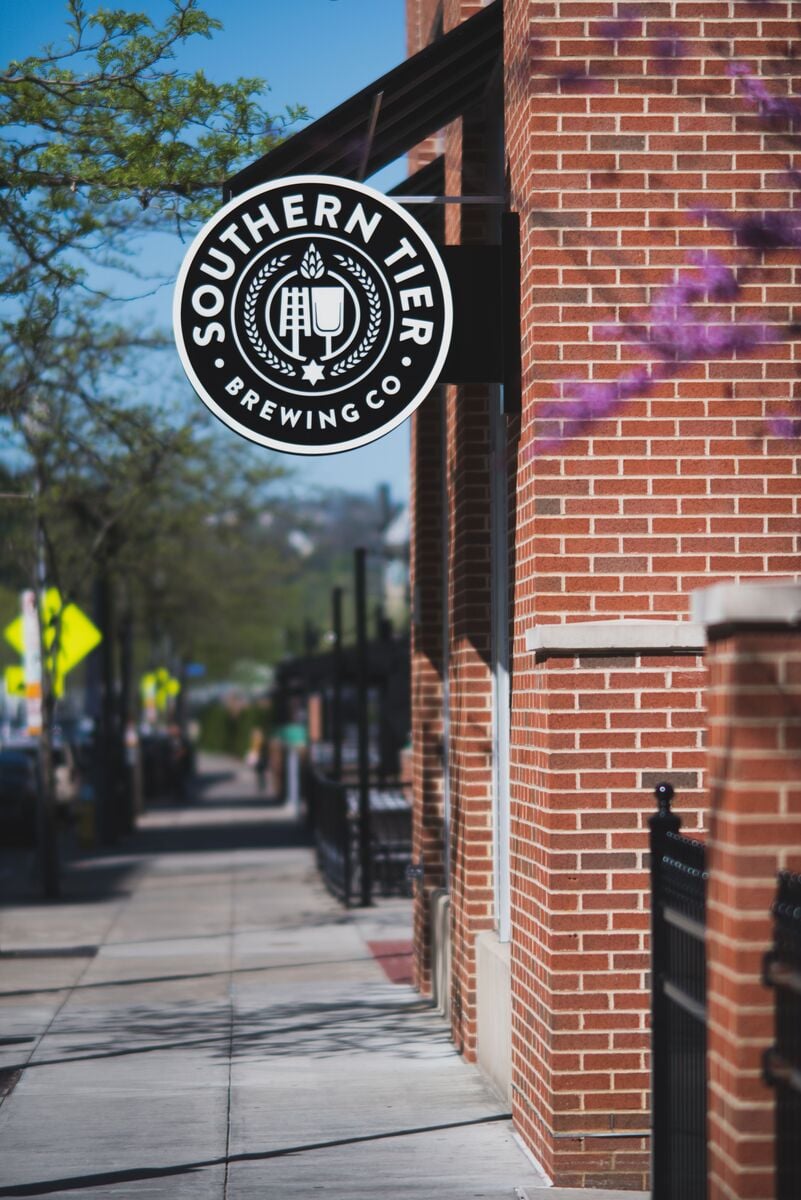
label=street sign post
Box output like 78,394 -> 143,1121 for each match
4,588 -> 102,700
20,590 -> 42,737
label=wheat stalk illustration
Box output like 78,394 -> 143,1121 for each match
243,254 -> 295,376
330,254 -> 382,376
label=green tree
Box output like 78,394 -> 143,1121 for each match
0,0 -> 303,893
0,0 -> 303,313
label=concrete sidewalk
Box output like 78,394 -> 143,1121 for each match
0,754 -> 647,1199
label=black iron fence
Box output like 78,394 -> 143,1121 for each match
764,871 -> 801,1200
308,768 -> 411,907
368,787 -> 413,896
650,782 -> 708,1200
309,771 -> 353,905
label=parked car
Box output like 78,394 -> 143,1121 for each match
0,748 -> 38,846
0,736 -> 79,818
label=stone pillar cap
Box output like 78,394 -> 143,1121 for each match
691,578 -> 801,631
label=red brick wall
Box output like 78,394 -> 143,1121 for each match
444,375 -> 495,1056
407,0 -> 443,168
510,650 -> 706,1188
407,0 -> 500,1057
407,0 -> 440,55
406,0 -> 801,1187
409,392 -> 448,995
503,0 -> 801,1187
407,0 -> 446,998
705,622 -> 801,1200
507,0 -> 801,631
442,1 -> 503,1060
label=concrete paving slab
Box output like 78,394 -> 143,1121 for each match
0,754 -> 649,1200
525,1193 -> 648,1200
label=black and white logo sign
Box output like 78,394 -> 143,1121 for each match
174,175 -> 453,455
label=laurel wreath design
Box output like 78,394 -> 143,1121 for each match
330,254 -> 382,376
243,254 -> 295,376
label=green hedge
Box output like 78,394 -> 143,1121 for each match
198,702 -> 271,758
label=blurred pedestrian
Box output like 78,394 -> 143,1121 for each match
247,728 -> 269,793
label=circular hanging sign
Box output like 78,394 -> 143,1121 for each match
174,175 -> 453,455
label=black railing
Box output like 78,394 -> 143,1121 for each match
764,871 -> 801,1200
650,782 -> 708,1200
308,769 -> 411,907
366,786 -> 413,897
309,771 -> 353,906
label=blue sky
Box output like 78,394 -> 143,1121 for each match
1,0 -> 411,502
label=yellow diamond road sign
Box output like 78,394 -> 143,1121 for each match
3,589 -> 102,694
141,668 -> 181,713
4,665 -> 25,697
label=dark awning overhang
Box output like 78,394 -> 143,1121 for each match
221,1 -> 519,408
223,0 -> 501,200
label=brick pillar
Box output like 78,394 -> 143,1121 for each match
438,22 -> 498,1060
511,620 -> 706,1190
694,580 -> 801,1200
410,393 -> 447,995
445,379 -> 494,1058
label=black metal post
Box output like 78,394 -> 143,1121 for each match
649,781 -> 681,1200
332,586 -> 343,782
376,608 -> 394,785
94,570 -> 117,844
341,781 -> 352,908
354,548 -> 372,907
117,607 -> 134,834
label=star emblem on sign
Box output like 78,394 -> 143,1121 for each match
301,360 -> 325,385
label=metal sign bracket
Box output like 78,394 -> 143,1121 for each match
438,211 -> 521,414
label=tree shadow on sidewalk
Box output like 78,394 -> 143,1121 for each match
2,987 -> 451,1074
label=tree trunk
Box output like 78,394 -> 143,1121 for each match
34,561 -> 60,900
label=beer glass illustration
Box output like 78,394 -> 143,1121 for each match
311,286 -> 345,359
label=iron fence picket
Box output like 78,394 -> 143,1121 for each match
650,783 -> 708,1200
764,871 -> 801,1200
309,770 -> 353,906
308,770 -> 412,907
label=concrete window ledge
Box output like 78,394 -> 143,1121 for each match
525,619 -> 706,663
